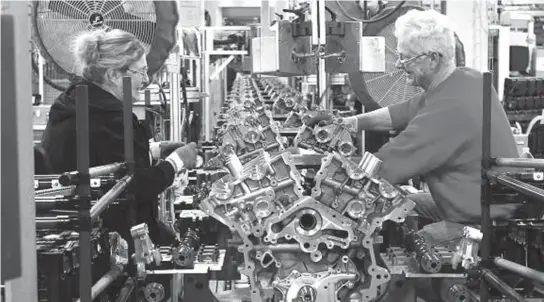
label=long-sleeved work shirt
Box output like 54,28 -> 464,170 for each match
375,67 -> 519,223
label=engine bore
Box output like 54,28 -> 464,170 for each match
299,213 -> 317,231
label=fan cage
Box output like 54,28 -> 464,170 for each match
33,0 -> 157,77
362,21 -> 424,108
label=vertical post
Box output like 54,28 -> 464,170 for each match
310,0 -> 319,45
2,2 -> 38,301
122,77 -> 137,302
170,68 -> 181,141
123,77 -> 135,173
181,63 -> 190,141
261,0 -> 272,37
440,0 -> 447,14
318,0 -> 327,109
145,89 -> 152,130
75,85 -> 92,302
145,89 -> 155,140
480,71 -> 493,302
203,30 -> 212,141
1,12 -> 22,284
38,53 -> 45,99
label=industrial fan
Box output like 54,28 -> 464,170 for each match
32,0 -> 179,90
328,1 -> 466,111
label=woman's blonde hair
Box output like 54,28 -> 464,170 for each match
73,29 -> 145,83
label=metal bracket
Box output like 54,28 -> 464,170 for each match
210,55 -> 235,80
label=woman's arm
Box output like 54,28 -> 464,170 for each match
94,126 -> 177,202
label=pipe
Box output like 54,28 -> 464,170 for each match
35,197 -> 126,212
35,185 -> 75,196
35,216 -> 77,229
481,269 -> 526,302
90,175 -> 134,220
481,72 -> 493,302
494,257 -> 544,284
115,277 -> 135,302
35,197 -> 70,211
492,158 -> 544,169
35,175 -> 61,180
75,264 -> 124,302
59,163 -> 124,186
488,172 -> 544,202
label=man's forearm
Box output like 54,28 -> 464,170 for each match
344,107 -> 394,132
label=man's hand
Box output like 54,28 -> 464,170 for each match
166,142 -> 199,172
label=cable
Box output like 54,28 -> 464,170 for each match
334,0 -> 406,23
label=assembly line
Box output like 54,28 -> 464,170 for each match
3,1 -> 544,302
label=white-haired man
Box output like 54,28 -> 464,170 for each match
311,9 -> 519,239
317,8 -> 520,301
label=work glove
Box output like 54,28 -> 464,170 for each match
165,142 -> 199,173
150,141 -> 186,160
304,111 -> 335,127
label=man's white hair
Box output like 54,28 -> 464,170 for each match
394,9 -> 456,65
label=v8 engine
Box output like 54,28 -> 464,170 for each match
200,147 -> 415,302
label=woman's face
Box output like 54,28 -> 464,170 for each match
108,55 -> 149,102
126,55 -> 149,102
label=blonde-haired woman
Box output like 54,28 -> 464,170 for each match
41,29 -> 198,244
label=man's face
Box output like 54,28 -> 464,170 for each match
395,42 -> 433,89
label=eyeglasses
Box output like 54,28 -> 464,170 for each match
396,52 -> 443,65
128,68 -> 149,79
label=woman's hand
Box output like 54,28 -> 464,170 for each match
150,141 -> 185,160
165,142 -> 199,172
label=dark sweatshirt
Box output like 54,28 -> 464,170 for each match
40,80 -> 176,244
375,67 -> 519,223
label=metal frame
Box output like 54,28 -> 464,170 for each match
480,71 -> 544,301
202,25 -> 251,141
2,2 -> 38,301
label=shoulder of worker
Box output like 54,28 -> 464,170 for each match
426,67 -> 492,106
48,79 -> 124,125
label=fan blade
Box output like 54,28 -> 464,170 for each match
102,1 -> 156,45
106,19 -> 156,45
47,1 -> 88,19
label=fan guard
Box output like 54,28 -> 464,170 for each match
348,5 -> 466,111
32,0 -> 179,81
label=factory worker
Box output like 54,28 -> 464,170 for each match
309,9 -> 521,302
310,9 -> 520,232
40,29 -> 198,245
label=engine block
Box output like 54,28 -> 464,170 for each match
200,150 -> 415,302
294,116 -> 358,157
